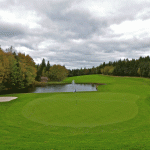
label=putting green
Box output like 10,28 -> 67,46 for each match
22,92 -> 139,127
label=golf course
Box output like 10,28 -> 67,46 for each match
1,74 -> 150,149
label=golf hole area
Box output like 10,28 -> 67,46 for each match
22,92 -> 139,127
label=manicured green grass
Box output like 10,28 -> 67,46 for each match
1,74 -> 150,149
22,92 -> 138,127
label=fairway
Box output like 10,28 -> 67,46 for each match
22,92 -> 139,127
1,75 -> 150,149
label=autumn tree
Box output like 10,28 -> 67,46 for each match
0,47 -> 37,93
49,64 -> 68,81
18,52 -> 37,87
100,65 -> 115,75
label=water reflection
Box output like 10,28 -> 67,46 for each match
31,84 -> 97,93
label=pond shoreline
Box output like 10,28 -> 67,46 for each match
35,81 -> 106,86
0,82 -> 105,95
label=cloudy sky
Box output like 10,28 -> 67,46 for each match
0,0 -> 150,69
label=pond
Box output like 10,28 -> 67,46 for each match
30,84 -> 97,93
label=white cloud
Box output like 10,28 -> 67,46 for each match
0,0 -> 150,69
110,19 -> 150,35
3,10 -> 40,29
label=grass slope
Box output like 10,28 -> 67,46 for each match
0,74 -> 150,149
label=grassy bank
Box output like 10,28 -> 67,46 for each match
0,75 -> 150,149
34,81 -> 67,86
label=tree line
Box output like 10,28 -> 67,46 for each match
0,46 -> 68,93
0,47 -> 69,93
68,56 -> 150,78
1,46 -> 150,93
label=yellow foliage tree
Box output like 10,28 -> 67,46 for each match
0,47 -> 37,92
49,64 -> 68,81
101,66 -> 115,75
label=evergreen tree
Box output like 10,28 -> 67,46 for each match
46,61 -> 51,71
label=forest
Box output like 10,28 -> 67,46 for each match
0,46 -> 150,93
68,56 -> 150,78
0,47 -> 37,92
35,58 -> 68,82
0,47 -> 68,93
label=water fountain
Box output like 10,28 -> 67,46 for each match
72,80 -> 75,85
72,80 -> 76,92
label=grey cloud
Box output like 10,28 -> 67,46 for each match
103,1 -> 150,25
0,0 -> 150,69
49,10 -> 107,39
0,23 -> 26,38
31,0 -> 108,40
139,11 -> 150,20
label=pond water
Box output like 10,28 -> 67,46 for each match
30,84 -> 97,93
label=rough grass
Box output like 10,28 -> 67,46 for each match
0,74 -> 150,149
